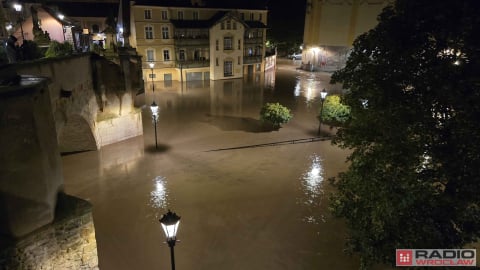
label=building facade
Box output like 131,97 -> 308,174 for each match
129,1 -> 268,82
302,0 -> 393,71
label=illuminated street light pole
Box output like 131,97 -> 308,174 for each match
159,210 -> 181,270
150,101 -> 159,149
58,14 -> 65,41
13,3 -> 24,41
317,88 -> 328,136
149,62 -> 155,92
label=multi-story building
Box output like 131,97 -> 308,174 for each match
129,0 -> 268,82
302,0 -> 393,71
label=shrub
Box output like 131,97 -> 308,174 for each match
45,41 -> 73,58
318,95 -> 350,126
260,102 -> 293,128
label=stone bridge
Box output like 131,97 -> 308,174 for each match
0,49 -> 144,239
2,50 -> 144,154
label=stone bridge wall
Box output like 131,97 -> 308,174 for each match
12,53 -> 143,153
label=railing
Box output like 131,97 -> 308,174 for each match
174,37 -> 209,46
243,56 -> 262,64
243,37 -> 263,45
175,59 -> 210,68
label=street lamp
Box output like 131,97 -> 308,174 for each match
317,88 -> 328,136
159,210 -> 181,270
13,3 -> 24,41
150,101 -> 159,149
149,62 -> 155,92
58,14 -> 65,41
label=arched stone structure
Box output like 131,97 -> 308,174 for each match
58,114 -> 98,153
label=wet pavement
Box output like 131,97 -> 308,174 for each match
62,59 -> 363,270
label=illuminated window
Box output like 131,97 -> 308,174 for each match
224,37 -> 232,50
146,49 -> 154,62
145,10 -> 152,19
161,10 -> 168,20
145,26 -> 153,39
162,26 -> 169,39
163,50 -> 170,61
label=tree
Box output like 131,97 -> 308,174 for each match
45,41 -> 73,58
319,95 -> 351,127
260,102 -> 292,128
329,0 -> 480,268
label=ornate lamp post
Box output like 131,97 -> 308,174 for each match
159,210 -> 181,270
13,3 -> 24,41
317,88 -> 328,136
150,101 -> 159,149
149,62 -> 155,92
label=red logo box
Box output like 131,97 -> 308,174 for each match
396,249 -> 413,266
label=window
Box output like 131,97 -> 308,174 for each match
216,40 -> 219,51
178,11 -> 183,20
259,13 -> 262,21
144,10 -> 152,19
240,13 -> 244,20
221,22 -> 224,30
193,11 -> 199,20
161,10 -> 168,20
162,26 -> 169,39
226,20 -> 231,30
238,56 -> 241,65
146,49 -> 154,62
216,57 -> 218,66
250,13 -> 254,21
237,39 -> 241,50
224,37 -> 232,50
145,26 -> 153,39
163,50 -> 170,61
179,50 -> 185,61
224,61 -> 233,76
233,22 -> 237,30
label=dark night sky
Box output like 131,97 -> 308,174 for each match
266,0 -> 307,51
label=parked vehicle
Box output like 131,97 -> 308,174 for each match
288,52 -> 302,60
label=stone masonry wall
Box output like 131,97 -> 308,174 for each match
0,194 -> 99,270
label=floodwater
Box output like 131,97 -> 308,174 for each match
61,59 -> 363,270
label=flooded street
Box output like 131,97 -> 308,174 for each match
62,59 -> 361,270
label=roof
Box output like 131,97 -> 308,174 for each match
170,11 -> 265,29
132,0 -> 267,10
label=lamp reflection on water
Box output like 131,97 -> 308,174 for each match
150,176 -> 169,211
300,154 -> 325,224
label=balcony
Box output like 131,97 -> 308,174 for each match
174,34 -> 209,47
175,59 -> 210,68
244,37 -> 263,45
243,56 -> 262,64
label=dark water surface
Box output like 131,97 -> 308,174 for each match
62,60 -> 364,270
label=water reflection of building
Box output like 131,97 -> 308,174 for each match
148,75 -> 265,118
130,0 -> 269,82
